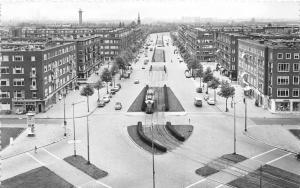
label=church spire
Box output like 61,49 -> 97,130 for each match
137,12 -> 141,25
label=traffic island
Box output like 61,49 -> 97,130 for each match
127,122 -> 193,154
1,166 -> 74,188
289,129 -> 300,140
196,153 -> 247,177
229,164 -> 300,188
127,86 -> 184,112
1,127 -> 25,150
63,155 -> 108,179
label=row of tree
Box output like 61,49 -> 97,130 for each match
171,32 -> 235,112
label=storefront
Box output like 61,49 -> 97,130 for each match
268,99 -> 300,113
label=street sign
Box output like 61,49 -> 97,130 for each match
67,140 -> 82,144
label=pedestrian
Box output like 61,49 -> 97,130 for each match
34,146 -> 37,153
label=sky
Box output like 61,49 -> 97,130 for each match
0,0 -> 299,22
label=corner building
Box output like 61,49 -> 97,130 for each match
0,39 -> 77,113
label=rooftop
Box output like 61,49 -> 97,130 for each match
0,38 -> 74,51
239,38 -> 300,49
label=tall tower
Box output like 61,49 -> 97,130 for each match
79,9 -> 83,25
137,12 -> 141,25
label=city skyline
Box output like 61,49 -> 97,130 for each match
1,0 -> 299,22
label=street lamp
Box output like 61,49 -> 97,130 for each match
151,123 -> 156,188
233,97 -> 236,154
243,97 -> 247,132
63,93 -> 67,137
71,100 -> 85,157
86,103 -> 91,164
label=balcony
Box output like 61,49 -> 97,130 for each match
30,72 -> 37,78
30,85 -> 38,90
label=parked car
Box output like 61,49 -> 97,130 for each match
134,79 -> 140,84
102,96 -> 110,103
110,89 -> 116,95
116,83 -> 121,89
142,66 -> 145,69
185,72 -> 192,78
16,109 -> 26,114
196,87 -> 203,93
115,102 -> 122,110
207,99 -> 215,105
97,100 -> 106,107
194,97 -> 203,107
203,95 -> 209,101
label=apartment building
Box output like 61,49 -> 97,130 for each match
215,32 -> 248,80
238,38 -> 300,113
0,38 -> 77,113
178,25 -> 215,62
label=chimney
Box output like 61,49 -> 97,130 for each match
79,9 -> 83,26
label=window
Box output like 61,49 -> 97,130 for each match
32,92 -> 37,98
294,53 -> 299,59
14,90 -> 25,98
293,76 -> 299,85
13,78 -> 24,86
293,89 -> 299,97
2,55 -> 9,61
277,76 -> 289,85
277,53 -> 283,59
13,56 -> 23,61
278,63 -> 289,72
293,63 -> 299,72
44,54 -> 47,60
0,79 -> 9,86
44,65 -> 47,72
0,67 -> 9,74
31,56 -> 36,61
13,67 -> 24,74
286,53 -> 291,59
277,88 -> 289,97
0,91 -> 10,99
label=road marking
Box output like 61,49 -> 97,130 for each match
185,178 -> 206,188
79,179 -> 112,188
266,153 -> 291,165
41,148 -> 62,160
251,148 -> 277,159
26,152 -> 45,166
215,184 -> 224,188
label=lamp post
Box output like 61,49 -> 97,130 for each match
244,97 -> 247,132
233,98 -> 236,154
63,93 -> 67,137
151,123 -> 156,188
71,100 -> 85,157
86,100 -> 90,164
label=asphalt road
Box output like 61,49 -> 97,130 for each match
3,33 -> 300,188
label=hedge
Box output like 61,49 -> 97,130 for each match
137,122 -> 167,152
141,85 -> 149,111
165,122 -> 185,141
164,84 -> 169,111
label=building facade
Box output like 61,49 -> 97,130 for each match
0,39 -> 77,113
178,25 -> 215,62
238,39 -> 300,113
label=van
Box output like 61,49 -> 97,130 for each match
194,97 -> 202,107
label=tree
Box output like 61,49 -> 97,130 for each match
218,80 -> 235,112
194,63 -> 204,87
94,80 -> 103,101
203,67 -> 214,94
209,77 -> 220,103
110,63 -> 119,87
101,68 -> 112,94
80,84 -> 94,112
115,55 -> 126,76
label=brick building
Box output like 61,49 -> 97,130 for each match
238,38 -> 300,113
178,25 -> 215,62
0,38 -> 77,113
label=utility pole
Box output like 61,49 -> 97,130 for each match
63,93 -> 67,136
72,103 -> 76,156
233,98 -> 236,154
244,97 -> 247,132
87,96 -> 90,164
151,123 -> 156,188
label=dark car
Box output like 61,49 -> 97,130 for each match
97,100 -> 106,107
